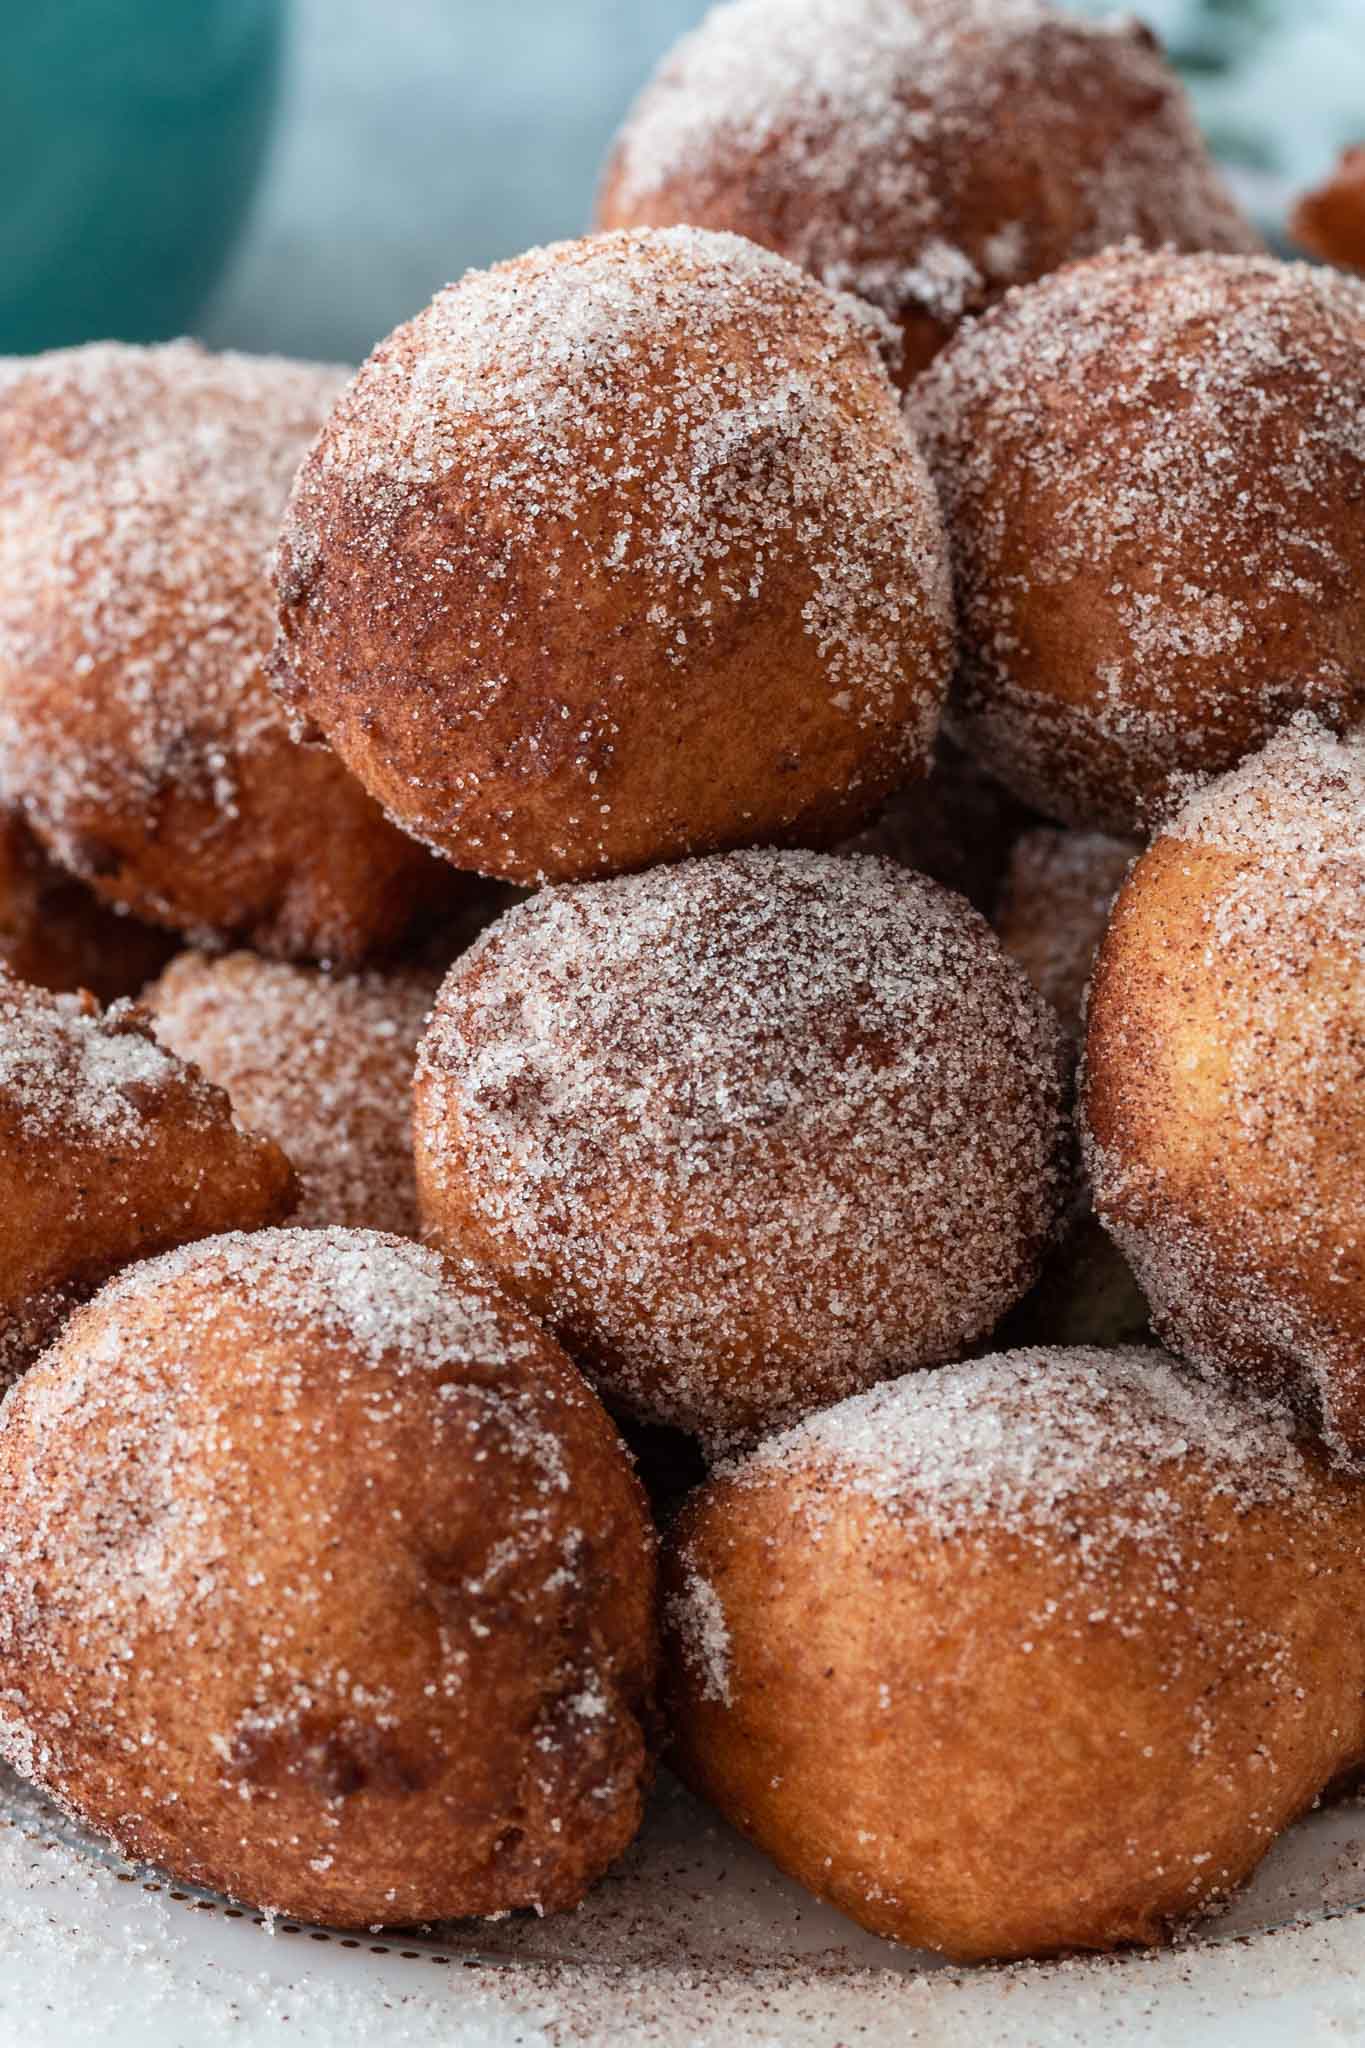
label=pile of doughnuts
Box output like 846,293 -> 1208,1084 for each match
0,0 -> 1363,1970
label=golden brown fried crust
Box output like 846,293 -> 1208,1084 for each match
596,1 -> 1258,386
0,810 -> 177,1002
0,1230 -> 658,1925
0,975 -> 296,1379
916,249 -> 1365,832
1293,146 -> 1365,276
273,230 -> 953,886
0,342 -> 451,962
1081,726 -> 1365,1462
663,1350 -> 1365,1962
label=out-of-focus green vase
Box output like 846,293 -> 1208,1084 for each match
1,0 -> 284,354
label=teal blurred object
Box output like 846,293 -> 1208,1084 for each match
0,0 -> 284,354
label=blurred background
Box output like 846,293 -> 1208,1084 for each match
4,0 -> 1363,367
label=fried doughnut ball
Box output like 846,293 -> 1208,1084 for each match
1083,718 -> 1365,1468
0,1228 -> 657,1925
916,249 -> 1365,832
994,827 -> 1137,1041
664,1347 -> 1365,1961
274,228 -> 954,885
415,849 -> 1073,1444
0,342 -> 450,960
839,737 -> 1034,916
596,0 -> 1257,386
146,952 -> 441,1237
0,809 -> 176,1002
1293,147 -> 1365,276
0,973 -> 295,1380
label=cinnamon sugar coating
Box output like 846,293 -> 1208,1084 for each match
916,249 -> 1365,831
0,972 -> 295,1381
274,227 -> 954,885
0,1229 -> 658,1925
665,1346 -> 1365,1961
1083,718 -> 1365,1468
414,849 -> 1073,1444
597,0 -> 1257,385
147,952 -> 440,1237
0,342 -> 450,960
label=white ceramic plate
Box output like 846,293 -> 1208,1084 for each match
3,1761 -> 1364,2045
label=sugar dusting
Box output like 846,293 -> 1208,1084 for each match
735,1346 -> 1309,1551
0,1228 -> 649,1914
0,976 -> 184,1147
17,1228 -> 554,1411
665,1573 -> 732,1709
1167,714 -> 1365,877
0,342 -> 346,928
5,1753 -> 1365,2047
276,226 -> 952,875
915,248 -> 1365,827
667,1345 -> 1336,1808
147,952 -> 440,1235
0,971 -> 293,1383
1083,718 -> 1365,1462
416,848 -> 1072,1441
604,0 -> 1255,334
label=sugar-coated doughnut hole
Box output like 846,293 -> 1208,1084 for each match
597,0 -> 1257,384
0,973 -> 295,1382
1293,147 -> 1365,276
1083,717 -> 1365,1468
415,848 -> 1074,1445
665,1347 -> 1365,1961
917,249 -> 1365,831
994,826 -> 1138,1042
0,1229 -> 658,1925
0,342 -> 452,960
274,227 -> 954,885
147,952 -> 442,1237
